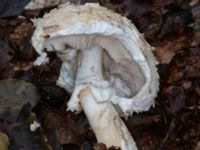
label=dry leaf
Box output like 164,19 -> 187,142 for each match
155,36 -> 186,64
0,79 -> 40,120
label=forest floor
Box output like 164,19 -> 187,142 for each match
0,0 -> 200,150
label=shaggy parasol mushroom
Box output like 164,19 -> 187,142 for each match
32,3 -> 159,150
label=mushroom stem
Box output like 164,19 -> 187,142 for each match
75,46 -> 104,85
79,87 -> 137,149
74,46 -> 138,150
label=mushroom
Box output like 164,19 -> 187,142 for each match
32,3 -> 159,150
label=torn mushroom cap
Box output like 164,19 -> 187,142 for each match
32,3 -> 159,116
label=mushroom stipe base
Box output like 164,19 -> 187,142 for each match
79,86 -> 137,149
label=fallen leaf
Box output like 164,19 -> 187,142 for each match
126,115 -> 160,127
0,32 -> 14,79
195,86 -> 200,96
38,85 -> 67,109
191,31 -> 200,47
123,0 -> 158,38
184,65 -> 200,78
0,132 -> 9,150
182,81 -> 192,90
43,112 -> 88,145
159,3 -> 192,39
189,0 -> 199,6
190,5 -> 200,46
184,47 -> 200,78
9,20 -> 35,62
154,36 -> 187,64
0,104 -> 52,150
0,78 -> 40,120
191,4 -> 200,23
155,46 -> 176,64
34,102 -> 95,149
0,119 -> 20,135
62,143 -> 80,150
9,118 -> 52,150
168,67 -> 183,83
165,86 -> 186,113
123,0 -> 153,19
0,0 -> 31,18
195,142 -> 200,150
93,143 -> 107,150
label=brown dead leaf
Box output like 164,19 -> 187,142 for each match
93,143 -> 107,150
185,65 -> 200,78
182,81 -> 192,90
9,21 -> 35,61
168,69 -> 183,83
190,4 -> 200,46
190,0 -> 199,6
184,47 -> 200,78
155,46 -> 176,64
43,111 -> 89,145
36,103 -> 95,149
123,0 -> 153,19
0,78 -> 40,120
164,86 -> 186,113
154,0 -> 175,9
154,36 -> 187,64
12,62 -> 33,72
195,142 -> 200,150
158,3 -> 192,39
191,4 -> 200,23
191,31 -> 200,47
0,132 -> 9,150
0,31 -> 14,79
195,86 -> 200,96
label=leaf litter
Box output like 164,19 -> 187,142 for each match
0,0 -> 200,149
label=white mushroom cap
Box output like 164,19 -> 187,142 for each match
32,3 -> 159,117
